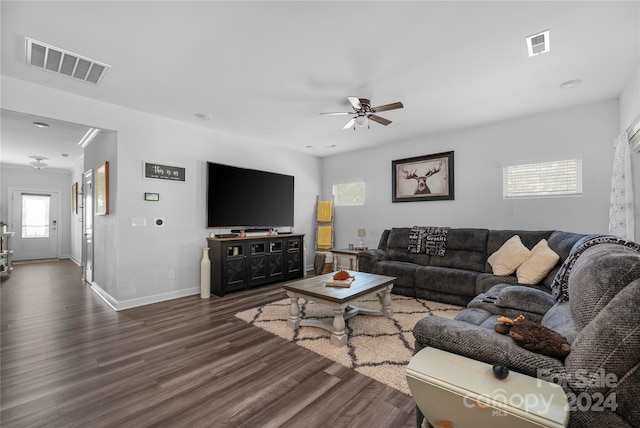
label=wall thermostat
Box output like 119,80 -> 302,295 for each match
153,217 -> 165,227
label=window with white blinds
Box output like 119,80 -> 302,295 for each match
503,157 -> 583,199
333,181 -> 365,205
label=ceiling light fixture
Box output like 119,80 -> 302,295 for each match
33,121 -> 49,128
78,128 -> 100,148
560,79 -> 583,89
526,29 -> 550,57
355,115 -> 369,128
29,156 -> 49,170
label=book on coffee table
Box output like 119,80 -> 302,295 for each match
325,277 -> 355,288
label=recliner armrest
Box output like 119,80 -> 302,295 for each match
357,249 -> 387,272
494,285 -> 556,315
413,315 -> 566,380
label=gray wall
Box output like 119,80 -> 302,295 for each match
322,99 -> 621,250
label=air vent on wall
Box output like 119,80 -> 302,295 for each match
25,37 -> 110,85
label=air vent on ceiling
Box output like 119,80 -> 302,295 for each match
526,30 -> 550,57
25,37 -> 110,85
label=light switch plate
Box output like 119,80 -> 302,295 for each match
132,217 -> 146,227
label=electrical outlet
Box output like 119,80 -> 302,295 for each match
168,270 -> 174,279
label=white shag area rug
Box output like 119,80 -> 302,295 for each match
235,294 -> 463,395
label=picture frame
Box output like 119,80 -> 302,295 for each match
95,161 -> 109,215
392,151 -> 454,202
71,182 -> 78,214
143,161 -> 186,182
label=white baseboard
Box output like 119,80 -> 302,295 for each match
90,282 -> 200,311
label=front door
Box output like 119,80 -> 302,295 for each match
10,190 -> 59,261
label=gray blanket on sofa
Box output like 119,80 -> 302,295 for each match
551,234 -> 640,302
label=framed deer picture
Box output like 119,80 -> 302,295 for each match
392,151 -> 454,202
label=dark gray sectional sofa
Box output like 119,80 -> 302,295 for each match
359,227 -> 640,427
357,227 -> 587,306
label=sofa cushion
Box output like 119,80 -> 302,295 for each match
475,273 -> 518,294
566,279 -> 639,403
493,285 -> 556,315
541,301 -> 578,344
516,239 -> 559,284
371,260 -> 418,290
487,235 -> 531,275
542,231 -> 588,286
569,244 -> 640,330
428,228 -> 488,272
415,266 -> 478,297
386,227 -> 431,266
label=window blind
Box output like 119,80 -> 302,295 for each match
333,181 -> 365,205
503,157 -> 582,199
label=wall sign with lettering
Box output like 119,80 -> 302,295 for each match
144,162 -> 186,182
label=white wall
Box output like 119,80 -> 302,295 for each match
322,100 -> 620,250
2,76 -> 322,309
618,60 -> 640,243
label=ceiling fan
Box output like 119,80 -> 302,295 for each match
320,96 -> 404,130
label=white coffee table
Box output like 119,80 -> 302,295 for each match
283,271 -> 396,346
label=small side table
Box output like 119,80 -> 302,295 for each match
406,347 -> 569,428
331,248 -> 361,271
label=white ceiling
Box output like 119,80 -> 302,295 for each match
1,1 -> 639,169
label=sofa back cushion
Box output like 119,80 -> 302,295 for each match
565,279 -> 639,426
428,228 -> 489,272
484,230 -> 554,273
542,231 -> 588,286
568,243 -> 640,331
385,227 -> 431,266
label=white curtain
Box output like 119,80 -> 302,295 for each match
609,134 -> 635,240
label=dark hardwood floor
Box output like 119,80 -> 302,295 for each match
1,260 -> 416,427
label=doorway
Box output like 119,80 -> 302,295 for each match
9,190 -> 59,261
82,170 -> 93,284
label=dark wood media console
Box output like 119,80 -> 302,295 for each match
207,234 -> 305,296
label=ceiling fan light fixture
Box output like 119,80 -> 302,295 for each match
355,115 -> 368,127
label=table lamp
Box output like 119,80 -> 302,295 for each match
357,228 -> 367,250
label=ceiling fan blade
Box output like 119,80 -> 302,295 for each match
371,102 -> 404,113
369,115 -> 392,126
342,118 -> 356,129
320,112 -> 351,115
347,96 -> 362,110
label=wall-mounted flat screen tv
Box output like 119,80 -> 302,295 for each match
207,162 -> 295,228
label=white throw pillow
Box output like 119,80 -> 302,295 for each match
516,239 -> 560,285
487,235 -> 531,276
